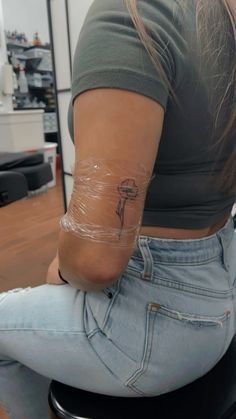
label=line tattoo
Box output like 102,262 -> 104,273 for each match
116,179 -> 138,238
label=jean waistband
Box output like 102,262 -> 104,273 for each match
134,216 -> 235,266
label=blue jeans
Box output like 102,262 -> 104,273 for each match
0,217 -> 236,418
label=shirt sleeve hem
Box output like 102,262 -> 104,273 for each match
72,69 -> 169,111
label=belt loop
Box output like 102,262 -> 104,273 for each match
216,232 -> 230,272
138,237 -> 153,280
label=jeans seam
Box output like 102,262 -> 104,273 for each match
87,328 -> 101,339
125,267 -> 233,298
85,330 -> 136,392
0,328 -> 87,334
205,310 -> 232,371
126,306 -> 156,394
132,255 -> 220,265
155,306 -> 231,326
102,276 -> 123,331
151,256 -> 220,266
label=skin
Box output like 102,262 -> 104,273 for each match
57,88 -> 163,289
46,253 -> 65,286
46,88 -> 229,289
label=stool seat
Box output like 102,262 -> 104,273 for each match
48,334 -> 236,419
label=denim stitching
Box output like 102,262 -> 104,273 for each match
125,266 -> 233,298
155,306 -> 231,327
126,305 -> 156,394
138,237 -> 153,280
126,304 -> 232,396
0,329 -> 87,334
101,276 -> 123,331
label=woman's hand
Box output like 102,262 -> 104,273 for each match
46,254 -> 67,285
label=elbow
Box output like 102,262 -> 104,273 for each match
58,253 -> 123,291
58,231 -> 130,291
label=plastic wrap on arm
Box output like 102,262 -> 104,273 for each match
60,158 -> 151,247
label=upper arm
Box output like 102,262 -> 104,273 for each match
73,87 -> 164,170
58,0 -> 180,288
58,88 -> 164,288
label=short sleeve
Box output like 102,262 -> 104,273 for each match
68,0 -> 184,139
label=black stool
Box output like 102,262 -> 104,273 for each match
0,171 -> 28,206
48,335 -> 236,419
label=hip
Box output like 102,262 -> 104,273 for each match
86,216 -> 236,395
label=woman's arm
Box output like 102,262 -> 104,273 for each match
58,88 -> 164,290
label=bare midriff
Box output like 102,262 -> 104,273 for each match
140,214 -> 230,240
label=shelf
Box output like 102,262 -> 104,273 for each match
7,41 -> 31,49
28,85 -> 53,90
14,106 -> 56,112
8,42 -> 55,118
29,68 -> 53,73
44,129 -> 58,134
7,42 -> 50,50
27,45 -> 51,51
14,91 -> 28,97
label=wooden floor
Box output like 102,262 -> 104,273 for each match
0,170 -> 65,293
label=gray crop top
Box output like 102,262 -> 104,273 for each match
68,0 -> 235,229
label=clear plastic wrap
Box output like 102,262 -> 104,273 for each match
60,158 -> 151,247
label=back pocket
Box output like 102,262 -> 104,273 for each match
127,302 -> 232,396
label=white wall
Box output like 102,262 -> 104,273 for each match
0,0 -> 12,111
2,0 -> 50,44
68,0 -> 94,61
50,0 -> 93,207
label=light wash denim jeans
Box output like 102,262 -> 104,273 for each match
0,217 -> 236,418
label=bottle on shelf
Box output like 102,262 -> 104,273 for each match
12,69 -> 18,90
18,65 -> 28,94
33,32 -> 42,46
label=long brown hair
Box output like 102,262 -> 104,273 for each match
124,0 -> 236,193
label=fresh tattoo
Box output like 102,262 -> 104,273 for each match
116,179 -> 138,238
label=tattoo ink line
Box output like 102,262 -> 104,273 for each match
116,179 -> 138,238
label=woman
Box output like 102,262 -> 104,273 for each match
1,0 -> 236,417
